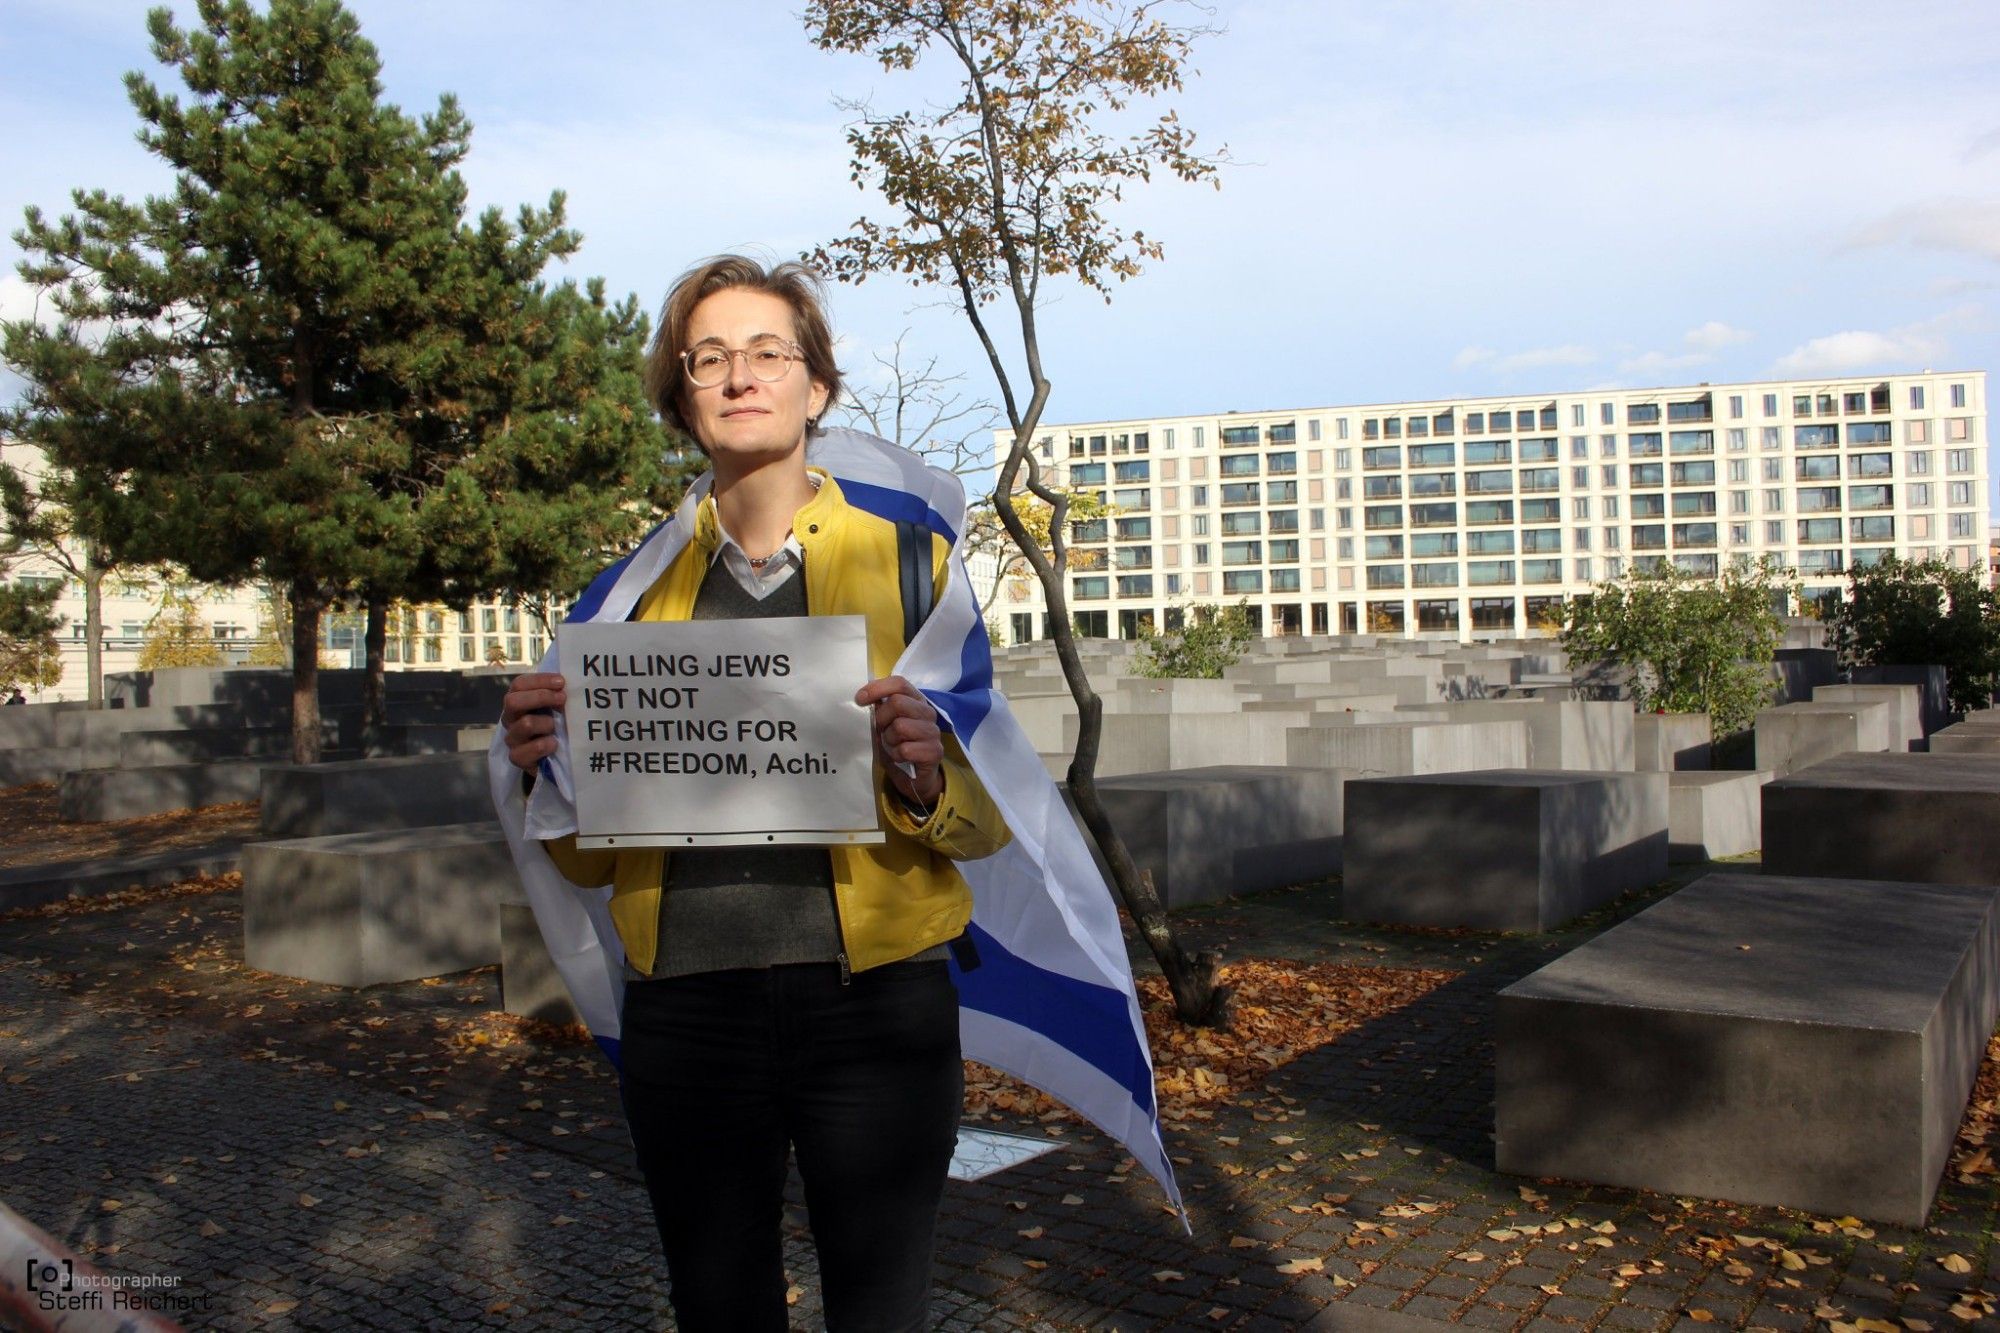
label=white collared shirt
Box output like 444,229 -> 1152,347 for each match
709,474 -> 820,599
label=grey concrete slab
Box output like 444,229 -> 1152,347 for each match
1754,700 -> 1894,777
1634,711 -> 1713,772
1771,646 -> 1839,704
1113,677 -> 1241,712
114,724 -> 331,768
0,745 -> 81,786
363,721 -> 498,756
1342,769 -> 1668,931
0,700 -> 84,750
1762,752 -> 2000,885
241,822 -> 505,986
1667,770 -> 1768,862
1852,664 -> 1952,736
57,758 -> 269,821
1241,694 -> 1404,717
1814,683 -> 1924,752
1081,765 -> 1347,907
498,902 -> 584,1025
1424,699 -> 1635,771
1929,727 -> 2000,755
1495,872 -> 2000,1226
104,665 -> 294,711
1286,719 -> 1528,777
1001,693 -> 1075,753
260,751 -> 499,838
0,842 -> 244,910
1077,710 -> 1311,777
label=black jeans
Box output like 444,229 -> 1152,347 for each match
618,960 -> 963,1331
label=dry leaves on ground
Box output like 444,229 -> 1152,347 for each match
0,783 -> 260,869
963,958 -> 1456,1123
0,872 -> 244,923
1951,1029 -> 2000,1185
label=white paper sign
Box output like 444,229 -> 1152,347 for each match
558,616 -> 882,849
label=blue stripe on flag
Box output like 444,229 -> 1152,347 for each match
594,1033 -> 622,1070
924,621 -> 995,740
955,608 -> 995,694
926,685 -> 999,747
950,921 -> 1158,1120
565,550 -> 640,623
834,476 -> 960,544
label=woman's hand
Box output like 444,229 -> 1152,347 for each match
855,676 -> 944,807
501,672 -> 567,774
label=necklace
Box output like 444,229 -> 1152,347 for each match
746,553 -> 773,569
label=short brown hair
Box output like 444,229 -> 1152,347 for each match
642,255 -> 844,443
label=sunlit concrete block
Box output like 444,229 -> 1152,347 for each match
1497,872 -> 2000,1226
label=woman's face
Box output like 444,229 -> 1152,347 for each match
682,287 -> 829,470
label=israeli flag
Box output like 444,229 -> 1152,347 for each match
486,427 -> 1182,1216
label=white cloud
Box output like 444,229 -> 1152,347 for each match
1848,199 -> 2000,264
1771,308 -> 1979,377
1682,320 -> 1753,352
1613,321 -> 1753,378
1616,349 -> 1709,378
1456,344 -> 1595,376
0,273 -> 52,327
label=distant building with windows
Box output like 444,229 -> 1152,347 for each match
2,440 -> 558,701
995,372 -> 1990,642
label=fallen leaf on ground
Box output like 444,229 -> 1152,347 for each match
963,959 -> 1455,1123
1275,1257 -> 1323,1275
1937,1254 -> 1972,1275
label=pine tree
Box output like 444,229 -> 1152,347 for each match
5,0 -> 670,761
0,582 -> 63,697
4,421 -> 116,709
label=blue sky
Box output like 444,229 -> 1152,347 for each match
3,1 -> 1996,500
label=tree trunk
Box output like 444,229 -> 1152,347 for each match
82,548 -> 104,710
289,578 -> 322,765
1053,597 -> 1232,1028
362,594 -> 388,754
990,473 -> 1232,1028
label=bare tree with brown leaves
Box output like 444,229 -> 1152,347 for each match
805,0 -> 1231,1025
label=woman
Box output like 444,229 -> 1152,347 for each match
498,256 -> 1011,1330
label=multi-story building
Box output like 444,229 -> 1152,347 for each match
994,372 -> 1990,643
2,439 -> 557,701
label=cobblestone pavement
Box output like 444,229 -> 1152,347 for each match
2,858 -> 1997,1331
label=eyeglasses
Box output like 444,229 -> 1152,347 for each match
680,337 -> 804,388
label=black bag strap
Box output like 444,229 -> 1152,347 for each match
893,516 -> 978,974
894,518 -> 934,647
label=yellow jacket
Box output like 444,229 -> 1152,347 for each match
543,471 -> 1011,976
